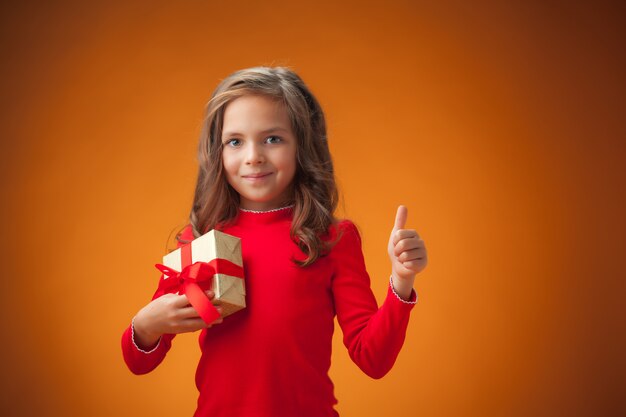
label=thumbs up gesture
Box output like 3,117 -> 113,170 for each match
388,205 -> 428,283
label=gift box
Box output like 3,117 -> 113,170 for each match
155,229 -> 246,323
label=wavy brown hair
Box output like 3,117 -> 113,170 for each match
177,66 -> 339,267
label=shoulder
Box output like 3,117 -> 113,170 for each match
325,218 -> 367,266
176,224 -> 195,248
327,218 -> 363,250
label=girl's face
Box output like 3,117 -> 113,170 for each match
221,94 -> 297,211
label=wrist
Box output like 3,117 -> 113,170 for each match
132,315 -> 162,349
389,276 -> 418,304
390,272 -> 415,301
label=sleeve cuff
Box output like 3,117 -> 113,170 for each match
389,276 -> 418,304
131,317 -> 162,354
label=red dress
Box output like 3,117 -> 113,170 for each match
121,207 -> 417,417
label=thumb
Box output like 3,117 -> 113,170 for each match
392,205 -> 408,231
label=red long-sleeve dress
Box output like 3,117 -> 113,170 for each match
121,206 -> 417,417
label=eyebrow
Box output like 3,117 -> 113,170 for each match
222,127 -> 289,137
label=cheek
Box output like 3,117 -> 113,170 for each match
279,149 -> 297,176
222,152 -> 237,176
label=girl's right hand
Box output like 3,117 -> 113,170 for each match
132,290 -> 223,349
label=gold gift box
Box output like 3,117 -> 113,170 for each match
162,230 -> 246,317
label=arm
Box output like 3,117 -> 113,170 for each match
121,281 -> 178,375
331,220 -> 418,380
121,283 -> 223,375
121,225 -> 225,375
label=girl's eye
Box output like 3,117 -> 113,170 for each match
225,139 -> 242,147
266,136 -> 282,144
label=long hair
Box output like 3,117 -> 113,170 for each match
178,66 -> 339,267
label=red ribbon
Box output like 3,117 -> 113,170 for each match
154,255 -> 244,325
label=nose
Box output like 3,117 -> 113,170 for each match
244,142 -> 265,165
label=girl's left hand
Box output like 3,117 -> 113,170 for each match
387,205 -> 428,281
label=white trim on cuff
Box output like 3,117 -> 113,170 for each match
131,316 -> 162,354
389,276 -> 418,304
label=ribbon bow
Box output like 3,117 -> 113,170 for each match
154,259 -> 244,325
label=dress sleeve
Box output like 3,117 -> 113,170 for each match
331,220 -> 417,379
120,225 -> 193,375
121,289 -> 177,375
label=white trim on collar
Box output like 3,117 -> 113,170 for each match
239,205 -> 294,214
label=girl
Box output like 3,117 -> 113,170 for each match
121,66 -> 428,417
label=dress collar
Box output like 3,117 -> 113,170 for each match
239,204 -> 294,214
235,205 -> 294,226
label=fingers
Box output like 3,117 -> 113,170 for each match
178,304 -> 223,319
396,247 -> 426,263
178,316 -> 224,332
393,205 -> 408,231
392,233 -> 427,264
388,205 -> 427,266
171,293 -> 192,307
400,259 -> 425,272
176,304 -> 224,331
188,313 -> 224,327
392,229 -> 421,246
172,289 -> 217,307
393,236 -> 423,254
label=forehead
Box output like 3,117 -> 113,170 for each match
222,94 -> 292,136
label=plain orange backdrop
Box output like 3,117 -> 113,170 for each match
0,1 -> 624,416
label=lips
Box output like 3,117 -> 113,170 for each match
242,172 -> 272,181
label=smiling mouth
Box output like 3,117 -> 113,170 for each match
242,173 -> 272,180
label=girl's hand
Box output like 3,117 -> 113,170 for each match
133,290 -> 223,349
387,205 -> 428,283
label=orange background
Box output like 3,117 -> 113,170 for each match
1,1 -> 624,416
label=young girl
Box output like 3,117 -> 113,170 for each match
121,66 -> 428,417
